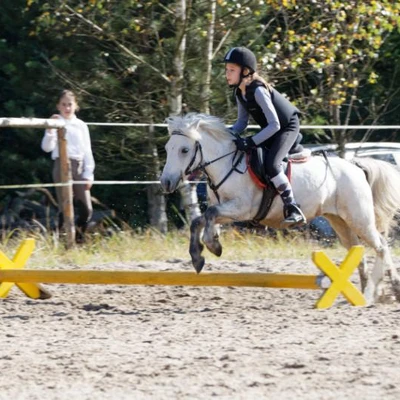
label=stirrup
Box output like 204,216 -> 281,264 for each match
281,204 -> 307,227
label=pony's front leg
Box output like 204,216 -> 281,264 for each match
202,200 -> 249,258
189,215 -> 206,273
202,206 -> 223,258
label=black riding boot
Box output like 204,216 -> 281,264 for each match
270,172 -> 307,227
282,203 -> 306,227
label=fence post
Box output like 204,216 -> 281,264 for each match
57,127 -> 75,247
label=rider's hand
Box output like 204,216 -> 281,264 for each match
234,137 -> 256,152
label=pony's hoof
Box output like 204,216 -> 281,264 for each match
390,278 -> 400,302
39,287 -> 52,299
214,245 -> 222,257
205,242 -> 222,257
193,257 -> 205,274
377,293 -> 396,304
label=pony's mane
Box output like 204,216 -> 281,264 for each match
166,113 -> 230,141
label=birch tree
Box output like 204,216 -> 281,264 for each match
30,0 -> 199,230
259,0 -> 400,154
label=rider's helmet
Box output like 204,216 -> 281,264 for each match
223,47 -> 257,73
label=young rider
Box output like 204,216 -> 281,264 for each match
223,46 -> 306,227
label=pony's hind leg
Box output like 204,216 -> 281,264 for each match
190,215 -> 206,273
325,215 -> 369,292
375,237 -> 400,302
351,157 -> 400,302
327,216 -> 400,304
350,221 -> 400,304
327,212 -> 400,304
363,235 -> 400,304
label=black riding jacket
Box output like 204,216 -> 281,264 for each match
235,81 -> 300,130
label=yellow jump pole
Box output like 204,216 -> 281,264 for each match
0,270 -> 319,290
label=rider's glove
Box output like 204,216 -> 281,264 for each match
227,127 -> 238,136
234,137 -> 256,152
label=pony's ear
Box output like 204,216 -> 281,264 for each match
165,116 -> 175,132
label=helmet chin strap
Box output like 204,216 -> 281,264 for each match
229,67 -> 253,88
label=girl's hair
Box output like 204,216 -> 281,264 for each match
57,89 -> 80,110
251,72 -> 273,91
241,67 -> 273,91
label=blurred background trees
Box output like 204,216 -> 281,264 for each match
1,0 -> 399,230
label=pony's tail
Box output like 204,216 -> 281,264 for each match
354,157 -> 400,236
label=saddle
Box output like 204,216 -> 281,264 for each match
246,146 -> 310,224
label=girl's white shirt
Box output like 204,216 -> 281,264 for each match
41,115 -> 95,181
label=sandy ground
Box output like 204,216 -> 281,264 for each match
1,256 -> 400,400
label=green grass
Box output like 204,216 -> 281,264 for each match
0,227 -> 379,269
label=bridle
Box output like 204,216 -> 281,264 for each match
170,130 -> 246,203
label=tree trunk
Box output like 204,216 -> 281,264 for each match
199,0 -> 216,114
169,0 -> 201,224
146,123 -> 168,233
168,0 -> 188,116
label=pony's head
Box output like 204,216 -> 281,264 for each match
160,113 -> 234,193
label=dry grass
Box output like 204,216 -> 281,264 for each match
0,227 -> 368,269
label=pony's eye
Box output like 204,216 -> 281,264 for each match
181,147 -> 189,154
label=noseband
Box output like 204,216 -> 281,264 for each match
170,130 -> 245,203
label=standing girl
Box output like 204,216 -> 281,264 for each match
223,46 -> 306,227
41,90 -> 95,241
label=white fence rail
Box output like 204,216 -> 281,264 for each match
86,122 -> 400,130
1,117 -> 400,192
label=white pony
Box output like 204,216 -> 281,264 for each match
160,113 -> 400,305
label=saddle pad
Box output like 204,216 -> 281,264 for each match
247,147 -> 292,188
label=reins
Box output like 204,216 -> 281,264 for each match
171,130 -> 246,203
312,149 -> 336,179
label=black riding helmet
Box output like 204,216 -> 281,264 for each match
223,47 -> 257,87
223,47 -> 257,72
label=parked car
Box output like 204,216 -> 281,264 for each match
305,142 -> 400,166
307,142 -> 400,241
